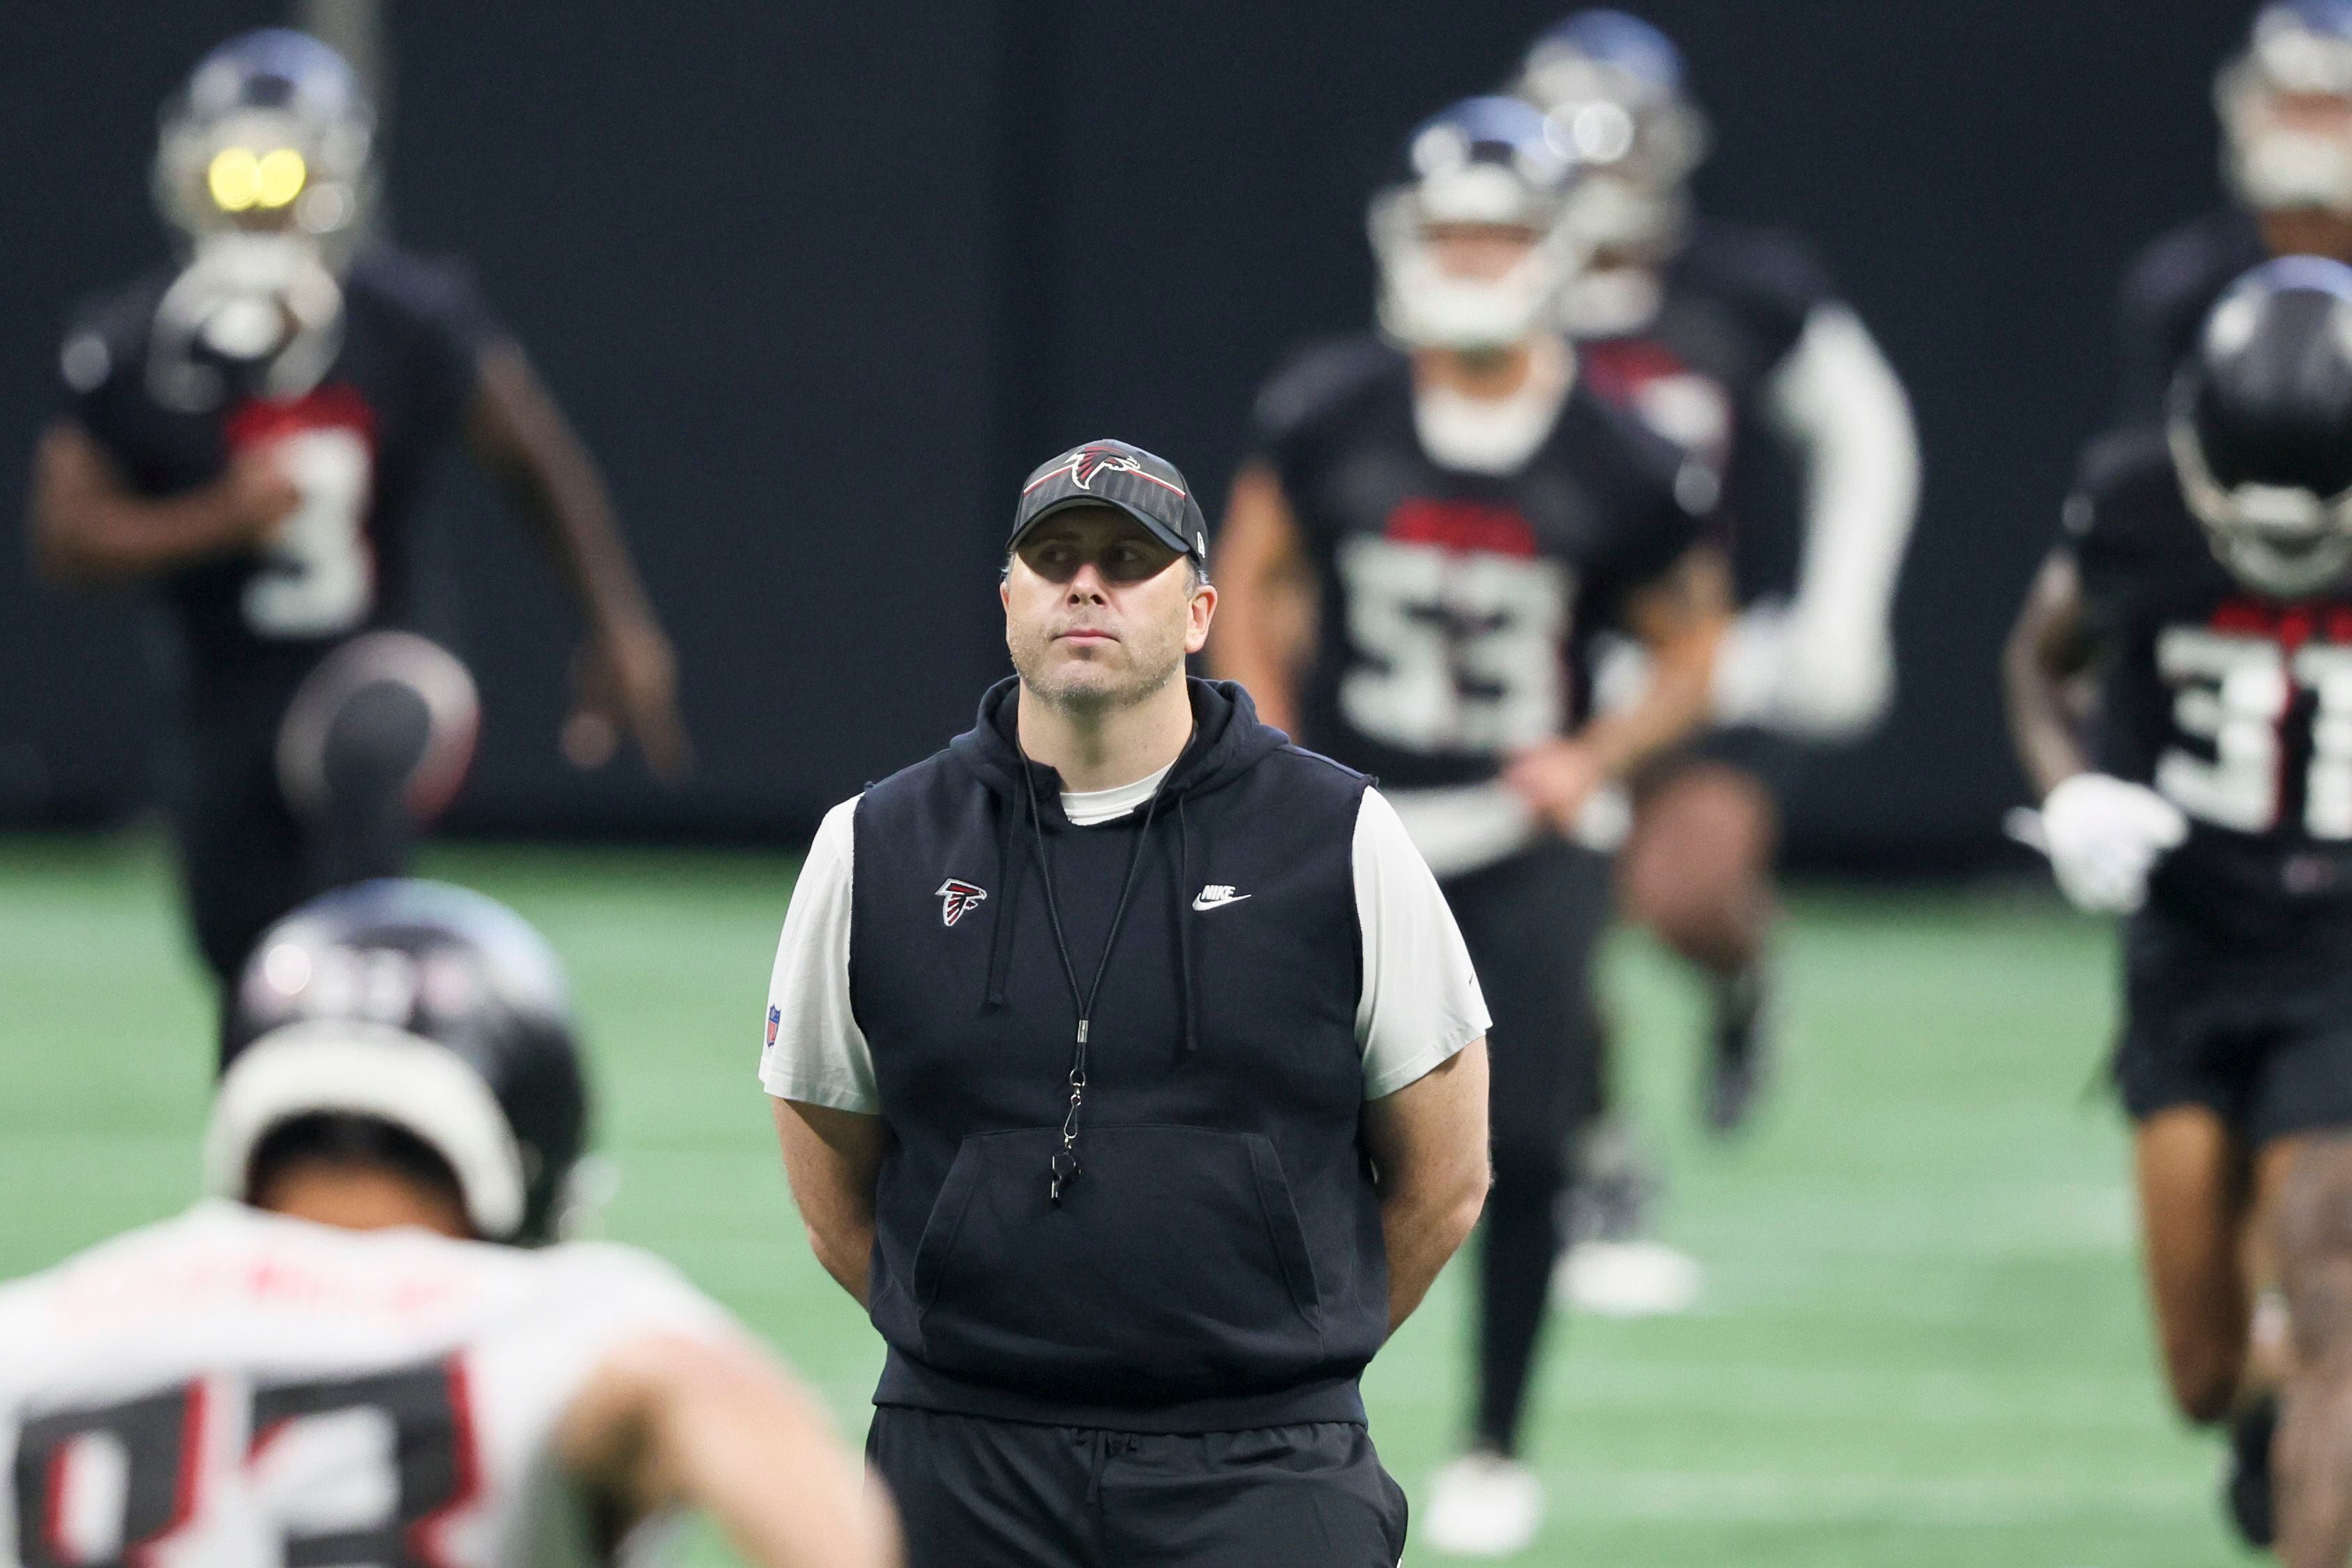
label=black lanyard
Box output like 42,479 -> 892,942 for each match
1018,748 -> 1177,1203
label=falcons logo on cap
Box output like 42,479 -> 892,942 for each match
1071,447 -> 1145,490
1024,446 -> 1190,500
935,878 -> 988,927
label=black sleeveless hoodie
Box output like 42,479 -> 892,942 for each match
851,677 -> 1384,1430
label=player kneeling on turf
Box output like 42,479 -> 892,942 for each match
0,880 -> 898,1568
2007,257 -> 2352,1563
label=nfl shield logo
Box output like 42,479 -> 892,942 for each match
765,1004 -> 781,1048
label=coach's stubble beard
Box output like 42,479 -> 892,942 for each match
1009,613 -> 1187,717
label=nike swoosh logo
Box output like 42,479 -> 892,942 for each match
1192,891 -> 1252,911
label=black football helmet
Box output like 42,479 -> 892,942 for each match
2171,256 -> 2352,597
207,880 -> 589,1245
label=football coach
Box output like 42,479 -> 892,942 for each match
760,437 -> 1493,1566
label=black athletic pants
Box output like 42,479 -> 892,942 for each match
168,684 -> 314,995
167,667 -> 430,1016
1440,839 -> 1613,1455
868,1408 -> 1408,1568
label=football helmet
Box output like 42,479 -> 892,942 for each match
148,30 -> 375,411
208,880 -> 590,1246
1369,96 -> 1584,352
2170,256 -> 2352,596
1514,10 -> 1708,255
2219,1 -> 2352,213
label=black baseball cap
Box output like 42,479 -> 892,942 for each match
1009,438 -> 1209,565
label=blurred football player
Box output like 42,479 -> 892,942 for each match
0,878 -> 899,1567
1515,10 -> 1920,1139
1212,96 -> 1729,1556
23,30 -> 689,1015
2005,259 -> 2352,1559
2115,0 -> 2352,423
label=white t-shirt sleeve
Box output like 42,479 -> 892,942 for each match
757,797 -> 880,1113
1353,787 -> 1491,1099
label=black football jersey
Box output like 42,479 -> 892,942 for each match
1573,218 -> 1834,608
1251,333 -> 1705,792
2111,206 -> 2267,428
59,245 -> 500,701
2065,426 -> 2352,951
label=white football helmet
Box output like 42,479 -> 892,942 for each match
2219,1 -> 2352,214
1514,10 -> 1708,257
1369,96 -> 1586,352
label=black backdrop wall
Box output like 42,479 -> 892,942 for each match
0,3 -> 2252,864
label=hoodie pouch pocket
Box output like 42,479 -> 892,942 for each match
910,1125 -> 1325,1399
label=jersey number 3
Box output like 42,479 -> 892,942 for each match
13,1358 -> 476,1567
1336,536 -> 1570,753
241,426 -> 377,639
2157,627 -> 2352,836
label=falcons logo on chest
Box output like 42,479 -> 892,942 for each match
935,878 -> 988,927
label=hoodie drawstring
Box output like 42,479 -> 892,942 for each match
1175,793 -> 1198,1057
983,794 -> 1022,1012
1021,755 -> 1166,1203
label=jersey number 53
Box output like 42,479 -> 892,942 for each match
1336,536 -> 1571,753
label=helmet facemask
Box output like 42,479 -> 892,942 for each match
147,227 -> 347,411
1518,41 -> 1707,255
1371,123 -> 1585,353
2171,409 -> 2352,596
147,34 -> 375,411
154,36 -> 376,252
2219,8 -> 2352,213
2171,267 -> 2352,597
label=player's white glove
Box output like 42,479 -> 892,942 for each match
2039,772 -> 2189,913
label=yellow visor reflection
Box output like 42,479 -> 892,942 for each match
255,149 -> 307,207
206,146 -> 308,212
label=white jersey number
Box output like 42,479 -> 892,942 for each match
2155,627 -> 2352,836
1336,536 -> 1570,753
14,1359 -> 474,1565
241,426 -> 376,639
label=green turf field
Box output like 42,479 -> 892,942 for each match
0,835 -> 2234,1565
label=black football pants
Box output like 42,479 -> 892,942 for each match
868,1408 -> 1407,1568
167,682 -> 313,1001
167,666 -> 435,1032
1440,838 -> 1613,1455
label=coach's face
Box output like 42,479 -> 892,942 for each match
1003,506 -> 1214,712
